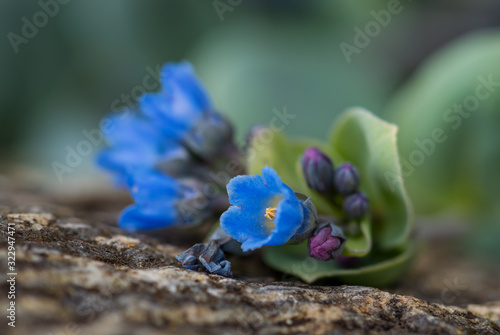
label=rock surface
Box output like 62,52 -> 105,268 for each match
1,180 -> 500,335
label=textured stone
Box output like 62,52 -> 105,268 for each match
0,181 -> 499,335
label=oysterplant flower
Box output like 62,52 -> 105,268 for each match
98,61 -> 241,234
220,166 -> 317,251
119,171 -> 209,231
97,61 -> 414,286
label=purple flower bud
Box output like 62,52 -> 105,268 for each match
334,163 -> 360,196
343,192 -> 369,219
308,224 -> 346,261
301,147 -> 335,194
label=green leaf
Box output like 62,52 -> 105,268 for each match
384,29 -> 500,214
327,108 -> 414,251
343,219 -> 372,257
263,241 -> 417,287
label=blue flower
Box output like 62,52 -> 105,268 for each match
119,171 -> 207,231
96,112 -> 183,186
140,62 -> 213,140
220,166 -> 317,251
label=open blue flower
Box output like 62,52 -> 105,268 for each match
140,62 -> 213,140
96,112 -> 184,186
119,171 -> 207,231
220,166 -> 317,251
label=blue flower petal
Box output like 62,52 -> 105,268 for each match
102,112 -> 165,147
96,146 -> 159,184
140,92 -> 196,139
140,62 -> 212,139
261,166 -> 283,191
128,172 -> 179,206
226,174 -> 279,210
160,62 -> 212,112
220,205 -> 271,251
117,171 -> 181,231
96,111 -> 183,185
119,204 -> 178,231
264,191 -> 303,246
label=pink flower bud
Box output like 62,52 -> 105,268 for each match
308,225 -> 345,261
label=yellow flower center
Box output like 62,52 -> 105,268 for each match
265,207 -> 277,221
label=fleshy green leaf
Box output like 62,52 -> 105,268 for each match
384,29 -> 500,214
343,218 -> 372,257
263,241 -> 417,287
327,108 -> 413,250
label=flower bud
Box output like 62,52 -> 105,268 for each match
308,223 -> 346,261
343,192 -> 369,219
301,147 -> 335,194
334,163 -> 360,196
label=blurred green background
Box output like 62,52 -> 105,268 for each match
2,0 -> 500,252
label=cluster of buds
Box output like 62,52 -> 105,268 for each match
301,147 -> 369,220
301,147 -> 370,262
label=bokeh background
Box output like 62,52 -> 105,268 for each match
2,1 -> 500,259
